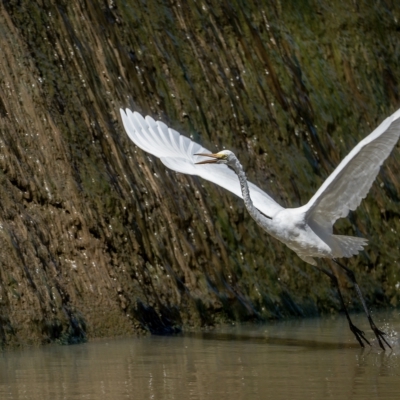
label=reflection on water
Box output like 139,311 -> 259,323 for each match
1,311 -> 400,400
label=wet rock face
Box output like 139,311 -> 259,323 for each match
0,0 -> 399,346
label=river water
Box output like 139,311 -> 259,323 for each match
1,311 -> 399,400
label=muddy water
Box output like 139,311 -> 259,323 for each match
1,312 -> 400,400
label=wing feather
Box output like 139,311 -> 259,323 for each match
120,109 -> 283,217
304,108 -> 400,230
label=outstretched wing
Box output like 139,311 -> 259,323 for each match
120,109 -> 284,218
303,108 -> 400,231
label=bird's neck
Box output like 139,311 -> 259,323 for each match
231,156 -> 274,230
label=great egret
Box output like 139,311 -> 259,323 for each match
120,107 -> 400,350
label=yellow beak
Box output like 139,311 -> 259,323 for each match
194,153 -> 222,165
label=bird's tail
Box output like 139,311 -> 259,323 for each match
332,235 -> 368,258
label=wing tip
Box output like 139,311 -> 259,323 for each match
119,107 -> 145,121
392,107 -> 400,122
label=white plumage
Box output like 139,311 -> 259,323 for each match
120,107 -> 400,350
120,109 -> 283,218
120,108 -> 400,265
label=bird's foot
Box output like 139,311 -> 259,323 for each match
348,321 -> 370,348
368,318 -> 392,351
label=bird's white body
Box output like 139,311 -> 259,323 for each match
120,108 -> 400,266
120,106 -> 400,350
268,209 -> 332,262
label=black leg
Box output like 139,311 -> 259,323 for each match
332,259 -> 392,351
316,265 -> 370,348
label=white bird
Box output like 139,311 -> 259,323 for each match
120,107 -> 400,350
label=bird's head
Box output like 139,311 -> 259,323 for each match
194,150 -> 235,165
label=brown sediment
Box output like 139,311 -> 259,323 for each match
0,0 -> 399,347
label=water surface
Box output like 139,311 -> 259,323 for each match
1,312 -> 400,399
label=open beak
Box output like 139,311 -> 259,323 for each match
194,153 -> 221,164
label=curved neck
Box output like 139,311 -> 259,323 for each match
230,156 -> 273,228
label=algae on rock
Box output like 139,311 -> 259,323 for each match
0,0 -> 399,346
